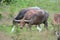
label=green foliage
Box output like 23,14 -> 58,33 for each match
0,0 -> 60,12
0,0 -> 59,20
0,0 -> 16,4
0,25 -> 13,33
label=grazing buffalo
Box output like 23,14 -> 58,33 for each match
51,13 -> 60,32
11,7 -> 41,32
14,9 -> 49,31
11,7 -> 49,32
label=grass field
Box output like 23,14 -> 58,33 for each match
0,0 -> 60,40
0,23 -> 58,40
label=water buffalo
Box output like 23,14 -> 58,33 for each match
11,7 -> 41,32
51,13 -> 60,33
11,8 -> 49,31
14,9 -> 49,32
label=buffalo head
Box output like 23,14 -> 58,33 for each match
14,19 -> 30,29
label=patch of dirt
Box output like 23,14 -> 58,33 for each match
0,31 -> 13,40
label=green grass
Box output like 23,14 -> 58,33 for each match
0,25 -> 12,33
0,24 -> 57,40
0,0 -> 60,40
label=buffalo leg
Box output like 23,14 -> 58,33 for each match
11,25 -> 16,33
44,21 -> 48,30
36,24 -> 42,32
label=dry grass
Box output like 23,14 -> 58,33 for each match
11,30 -> 57,40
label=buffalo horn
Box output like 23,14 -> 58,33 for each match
24,20 -> 30,22
14,20 -> 21,22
